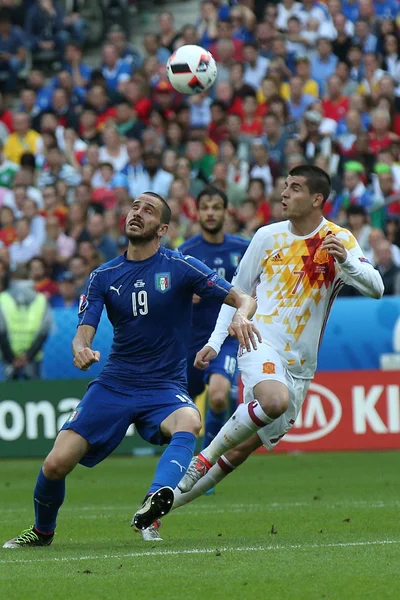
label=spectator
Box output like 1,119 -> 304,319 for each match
311,38 -> 338,87
50,270 -> 78,308
281,56 -> 319,101
143,33 -> 170,66
9,216 -> 41,268
86,212 -> 117,262
287,76 -> 315,121
249,139 -> 273,195
262,112 -> 290,164
25,0 -> 69,61
28,256 -> 58,298
68,254 -> 89,295
128,150 -> 173,200
243,41 -> 269,90
4,113 -> 42,164
37,144 -> 81,189
374,239 -> 400,295
99,126 -> 128,172
0,205 -> 16,246
329,161 -> 374,218
0,8 -> 26,94
366,228 -> 400,266
115,100 -> 144,140
346,205 -> 372,254
22,198 -> 46,247
63,41 -> 92,88
210,18 -> 244,62
158,11 -> 179,53
0,264 -> 51,380
101,43 -> 132,93
45,214 -> 76,262
107,25 -> 142,72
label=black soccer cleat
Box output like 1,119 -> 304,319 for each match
132,486 -> 174,531
3,527 -> 54,548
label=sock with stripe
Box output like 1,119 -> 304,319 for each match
148,431 -> 197,494
202,408 -> 228,449
173,456 -> 235,509
34,467 -> 66,534
201,401 -> 274,465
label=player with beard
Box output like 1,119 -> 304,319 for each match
4,191 -> 260,548
179,187 -> 249,480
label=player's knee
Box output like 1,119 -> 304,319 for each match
265,394 -> 289,418
208,392 -> 228,413
43,454 -> 73,480
176,411 -> 202,436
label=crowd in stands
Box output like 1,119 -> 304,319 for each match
0,0 -> 399,312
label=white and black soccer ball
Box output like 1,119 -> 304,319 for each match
166,45 -> 218,95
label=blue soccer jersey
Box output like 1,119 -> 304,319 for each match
179,234 -> 249,352
78,247 -> 232,391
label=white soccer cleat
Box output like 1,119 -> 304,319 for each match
177,454 -> 212,493
136,520 -> 163,542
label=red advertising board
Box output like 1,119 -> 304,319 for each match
239,371 -> 400,452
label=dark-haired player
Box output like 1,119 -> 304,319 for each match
3,191 -> 260,548
177,165 -> 384,498
179,187 -> 249,471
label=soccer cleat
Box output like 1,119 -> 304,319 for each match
3,527 -> 54,549
177,453 -> 212,493
132,486 -> 174,531
135,520 -> 163,542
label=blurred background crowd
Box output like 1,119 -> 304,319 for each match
0,0 -> 400,378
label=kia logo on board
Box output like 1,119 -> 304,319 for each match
285,383 -> 342,443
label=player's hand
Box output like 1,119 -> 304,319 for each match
73,348 -> 100,371
321,234 -> 347,263
194,346 -> 217,370
228,312 -> 262,352
192,294 -> 201,304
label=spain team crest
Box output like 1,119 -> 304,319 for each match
155,272 -> 171,293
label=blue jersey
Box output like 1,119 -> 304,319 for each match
179,234 -> 249,352
78,247 -> 232,391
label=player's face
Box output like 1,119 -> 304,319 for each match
198,195 -> 225,234
125,195 -> 168,243
281,176 -> 320,219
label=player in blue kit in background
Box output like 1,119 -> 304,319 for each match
179,187 -> 249,466
3,191 -> 260,549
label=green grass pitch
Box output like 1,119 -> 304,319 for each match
1,451 -> 400,600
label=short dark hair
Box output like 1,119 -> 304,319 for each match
142,191 -> 171,225
196,185 -> 228,209
288,165 -> 331,205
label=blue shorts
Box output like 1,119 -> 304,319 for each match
60,381 -> 198,468
187,338 -> 238,399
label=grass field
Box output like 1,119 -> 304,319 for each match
1,451 -> 400,600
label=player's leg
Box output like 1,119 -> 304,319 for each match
203,374 -> 230,446
178,344 -> 289,492
4,381 -> 135,548
174,376 -> 310,508
3,429 -> 88,548
173,433 -> 263,508
132,392 -> 202,530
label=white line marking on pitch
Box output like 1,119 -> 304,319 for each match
1,540 -> 399,565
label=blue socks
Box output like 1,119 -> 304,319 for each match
202,408 -> 227,449
34,468 -> 66,534
148,431 -> 197,494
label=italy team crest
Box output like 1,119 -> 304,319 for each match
230,253 -> 241,267
155,272 -> 171,293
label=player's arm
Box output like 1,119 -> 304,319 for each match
72,271 -> 105,370
321,232 -> 384,298
195,230 -> 266,368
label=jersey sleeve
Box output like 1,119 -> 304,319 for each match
77,271 -> 106,329
335,230 -> 384,299
180,254 -> 232,300
230,228 -> 265,294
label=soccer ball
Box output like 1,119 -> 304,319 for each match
166,45 -> 217,95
